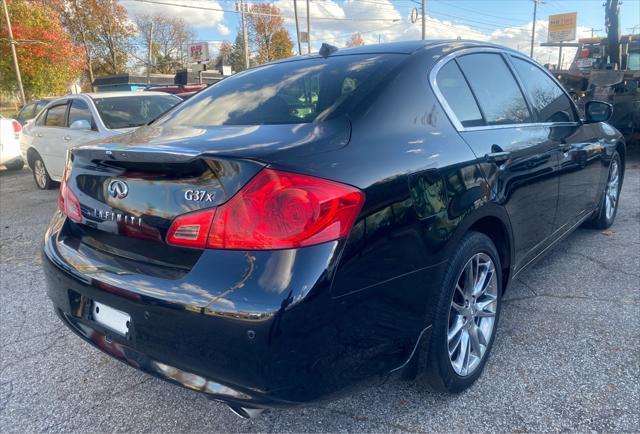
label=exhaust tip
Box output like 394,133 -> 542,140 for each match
227,405 -> 265,419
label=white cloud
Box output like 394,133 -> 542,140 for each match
216,23 -> 231,36
271,0 -> 590,69
120,0 -> 225,29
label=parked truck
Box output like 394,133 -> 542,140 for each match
553,34 -> 639,144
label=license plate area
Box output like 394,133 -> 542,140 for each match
92,301 -> 131,336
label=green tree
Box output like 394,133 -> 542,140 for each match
53,0 -> 135,82
91,0 -> 135,75
221,31 -> 255,72
0,0 -> 83,98
246,4 -> 293,65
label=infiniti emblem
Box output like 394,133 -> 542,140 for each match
108,180 -> 129,199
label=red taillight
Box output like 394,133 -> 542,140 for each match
11,119 -> 21,136
166,169 -> 364,250
58,159 -> 82,223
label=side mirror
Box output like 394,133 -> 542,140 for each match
70,119 -> 92,130
585,100 -> 613,123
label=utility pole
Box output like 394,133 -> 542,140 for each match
293,0 -> 302,55
558,42 -> 563,69
146,21 -> 153,86
605,0 -> 621,68
2,0 -> 25,106
237,0 -> 249,69
590,28 -> 603,38
421,0 -> 426,40
530,0 -> 542,58
306,0 -> 311,54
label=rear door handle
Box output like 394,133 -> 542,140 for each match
560,143 -> 572,153
485,151 -> 511,164
36,133 -> 43,138
64,136 -> 71,141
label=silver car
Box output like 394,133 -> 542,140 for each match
21,92 -> 180,189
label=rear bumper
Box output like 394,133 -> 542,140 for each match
43,212 -> 431,408
52,306 -> 298,408
2,155 -> 23,167
1,145 -> 22,165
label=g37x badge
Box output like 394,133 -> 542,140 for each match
184,190 -> 215,202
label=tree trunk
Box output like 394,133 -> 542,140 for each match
80,30 -> 95,91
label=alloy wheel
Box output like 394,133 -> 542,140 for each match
605,158 -> 620,221
34,160 -> 47,189
447,252 -> 498,377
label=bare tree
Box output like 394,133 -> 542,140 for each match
135,14 -> 196,74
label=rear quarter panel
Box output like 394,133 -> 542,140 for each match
267,51 -> 497,368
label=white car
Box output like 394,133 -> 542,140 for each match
0,115 -> 24,170
21,91 -> 181,189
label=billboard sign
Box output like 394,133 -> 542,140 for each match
188,42 -> 210,63
548,12 -> 577,42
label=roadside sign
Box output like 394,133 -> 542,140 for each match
548,12 -> 577,42
188,42 -> 210,63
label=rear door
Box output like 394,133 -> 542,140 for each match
434,50 -> 561,270
509,55 -> 606,229
35,101 -> 69,178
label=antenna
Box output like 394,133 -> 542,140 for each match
319,43 -> 338,58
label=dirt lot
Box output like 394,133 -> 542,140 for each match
1,156 -> 638,432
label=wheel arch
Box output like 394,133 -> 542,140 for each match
448,205 -> 515,293
616,141 -> 626,183
26,147 -> 40,170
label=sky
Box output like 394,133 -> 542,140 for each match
119,0 -> 640,68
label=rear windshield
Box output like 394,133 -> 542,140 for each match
159,54 -> 405,126
93,95 -> 180,129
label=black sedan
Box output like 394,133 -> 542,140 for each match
43,41 -> 625,417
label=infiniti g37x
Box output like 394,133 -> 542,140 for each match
43,41 -> 625,416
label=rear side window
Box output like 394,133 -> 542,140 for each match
18,103 -> 36,121
160,54 -> 405,127
35,101 -> 48,114
44,104 -> 67,127
457,53 -> 532,126
436,61 -> 484,128
511,57 -> 576,122
93,95 -> 180,129
68,99 -> 95,129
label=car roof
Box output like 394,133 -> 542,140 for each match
329,40 -> 451,55
83,91 -> 177,98
265,40 -> 521,67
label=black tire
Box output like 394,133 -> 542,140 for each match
32,154 -> 54,190
422,231 -> 502,393
584,152 -> 622,230
4,159 -> 24,171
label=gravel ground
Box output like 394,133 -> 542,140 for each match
1,155 -> 639,432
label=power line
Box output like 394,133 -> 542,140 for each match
436,1 -> 531,23
128,0 -> 402,22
